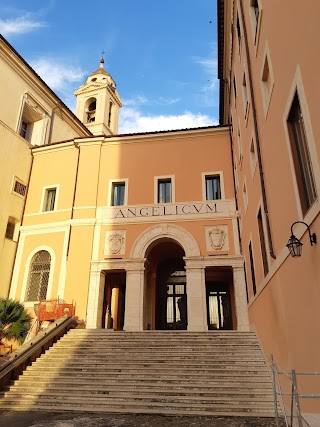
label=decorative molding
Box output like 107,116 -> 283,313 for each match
104,230 -> 126,255
131,224 -> 201,258
205,225 -> 229,251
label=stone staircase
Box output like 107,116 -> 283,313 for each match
0,330 -> 276,417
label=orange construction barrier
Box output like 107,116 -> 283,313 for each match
37,299 -> 75,322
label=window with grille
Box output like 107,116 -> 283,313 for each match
26,251 -> 51,301
13,179 -> 27,197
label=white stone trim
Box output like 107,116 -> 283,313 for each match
282,66 -> 320,221
260,42 -> 275,119
130,224 -> 201,258
20,245 -> 56,303
40,184 -> 60,212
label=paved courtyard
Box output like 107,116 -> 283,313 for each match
0,412 -> 284,427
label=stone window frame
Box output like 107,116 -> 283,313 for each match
283,66 -> 320,224
108,178 -> 129,207
201,171 -> 225,201
17,92 -> 49,146
154,175 -> 175,204
40,185 -> 60,213
11,176 -> 27,199
260,43 -> 275,118
249,0 -> 263,53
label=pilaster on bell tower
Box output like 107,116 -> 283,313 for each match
74,55 -> 122,136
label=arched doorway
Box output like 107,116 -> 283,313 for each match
145,239 -> 187,330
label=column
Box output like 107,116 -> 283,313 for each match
185,260 -> 207,331
86,270 -> 105,328
123,261 -> 145,331
233,266 -> 250,331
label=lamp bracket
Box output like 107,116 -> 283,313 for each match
290,221 -> 317,246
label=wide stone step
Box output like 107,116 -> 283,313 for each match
0,330 -> 275,419
16,375 -> 272,387
5,383 -> 273,395
1,388 -> 274,403
0,393 -> 274,409
35,358 -> 266,367
0,401 -> 275,418
25,365 -> 269,375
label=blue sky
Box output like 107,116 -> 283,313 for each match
0,0 -> 219,133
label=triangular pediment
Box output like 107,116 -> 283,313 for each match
74,82 -> 108,96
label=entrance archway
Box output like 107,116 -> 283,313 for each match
145,239 -> 187,330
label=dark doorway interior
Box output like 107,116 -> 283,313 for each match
156,258 -> 187,330
206,282 -> 232,330
102,271 -> 126,330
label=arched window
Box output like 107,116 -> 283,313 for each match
26,250 -> 51,301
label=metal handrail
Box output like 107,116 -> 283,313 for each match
271,355 -> 320,427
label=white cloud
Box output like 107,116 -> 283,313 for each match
30,58 -> 87,92
119,107 -> 218,134
0,16 -> 46,36
192,45 -> 219,107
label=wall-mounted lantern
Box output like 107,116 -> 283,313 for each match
286,221 -> 317,258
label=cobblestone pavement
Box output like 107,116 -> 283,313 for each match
1,411 -> 285,427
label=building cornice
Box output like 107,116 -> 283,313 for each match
0,35 -> 92,138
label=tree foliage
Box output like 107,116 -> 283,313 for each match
0,298 -> 32,345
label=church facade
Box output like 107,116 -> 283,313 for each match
3,40 -> 249,333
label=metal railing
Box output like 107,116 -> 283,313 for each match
271,355 -> 320,427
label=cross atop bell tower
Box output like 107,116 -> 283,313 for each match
74,55 -> 122,136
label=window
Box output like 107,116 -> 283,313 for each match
18,93 -> 48,145
158,179 -> 172,203
43,188 -> 57,212
236,13 -> 242,49
13,178 -> 27,197
238,127 -> 243,164
243,261 -> 249,304
19,120 -> 29,140
233,76 -> 237,104
243,181 -> 248,211
26,251 -> 51,301
111,182 -> 125,206
242,73 -> 248,117
287,93 -> 317,215
205,176 -> 221,200
248,242 -> 256,296
5,220 -> 15,240
257,209 -> 269,276
251,0 -> 260,38
260,49 -> 274,115
250,137 -> 257,176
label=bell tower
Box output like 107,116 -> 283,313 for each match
74,56 -> 122,136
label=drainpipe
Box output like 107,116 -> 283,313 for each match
239,0 -> 276,259
66,142 -> 80,258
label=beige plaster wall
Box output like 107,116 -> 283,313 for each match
0,122 -> 32,297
